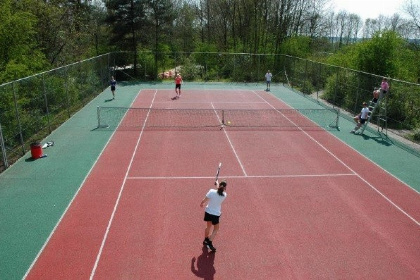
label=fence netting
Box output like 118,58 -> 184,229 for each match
0,53 -> 115,171
1,51 -> 419,171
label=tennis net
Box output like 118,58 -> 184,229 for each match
96,106 -> 340,130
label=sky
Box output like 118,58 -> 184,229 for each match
330,0 -> 408,21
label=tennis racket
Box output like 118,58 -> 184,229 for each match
215,162 -> 222,185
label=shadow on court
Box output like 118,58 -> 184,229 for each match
191,246 -> 216,280
24,155 -> 48,162
361,134 -> 392,146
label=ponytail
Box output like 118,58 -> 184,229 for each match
217,181 -> 227,196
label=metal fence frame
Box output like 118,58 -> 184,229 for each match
1,51 -> 419,171
0,53 -> 116,171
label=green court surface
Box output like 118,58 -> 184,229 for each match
0,82 -> 419,280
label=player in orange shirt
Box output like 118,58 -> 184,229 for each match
174,73 -> 183,99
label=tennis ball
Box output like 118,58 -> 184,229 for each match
227,121 -> 231,125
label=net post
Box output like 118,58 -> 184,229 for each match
222,110 -> 225,125
330,108 -> 340,130
336,108 -> 340,129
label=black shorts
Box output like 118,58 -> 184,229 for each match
111,86 -> 116,91
360,118 -> 367,124
204,212 -> 220,225
175,84 -> 181,89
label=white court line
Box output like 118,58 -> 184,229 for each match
211,102 -> 248,176
22,89 -> 145,280
89,90 -> 158,279
126,173 -> 356,180
157,101 -> 268,104
253,90 -> 420,227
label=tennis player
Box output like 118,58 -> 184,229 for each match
110,76 -> 116,99
351,102 -> 369,133
175,73 -> 183,99
200,180 -> 227,252
265,70 -> 272,91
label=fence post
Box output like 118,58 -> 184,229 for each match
304,59 -> 308,93
12,82 -> 25,155
233,53 -> 236,79
64,66 -> 71,118
316,62 -> 322,102
292,56 -> 295,87
144,53 -> 147,80
0,123 -> 9,169
257,54 -> 260,82
333,69 -> 339,108
354,73 -> 361,114
43,73 -> 52,134
107,52 -> 110,79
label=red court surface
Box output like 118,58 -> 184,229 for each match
25,89 -> 420,279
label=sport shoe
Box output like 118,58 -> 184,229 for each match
350,130 -> 355,133
206,240 -> 216,252
203,238 -> 210,246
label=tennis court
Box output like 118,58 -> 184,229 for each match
1,83 -> 420,279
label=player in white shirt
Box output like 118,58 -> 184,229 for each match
351,102 -> 370,133
265,70 -> 272,91
200,180 -> 227,252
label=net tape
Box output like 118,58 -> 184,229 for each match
97,106 -> 339,129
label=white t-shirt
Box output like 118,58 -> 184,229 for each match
360,107 -> 369,119
205,189 -> 227,216
265,72 -> 272,82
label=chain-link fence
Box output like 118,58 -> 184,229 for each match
0,53 -> 116,171
1,51 -> 419,171
115,51 -> 420,153
284,56 -> 420,131
128,51 -> 419,138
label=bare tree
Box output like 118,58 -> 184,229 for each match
335,11 -> 347,47
403,0 -> 420,40
345,13 -> 362,43
403,0 -> 420,32
300,0 -> 330,38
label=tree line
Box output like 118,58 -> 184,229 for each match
0,0 -> 419,84
0,0 -> 419,166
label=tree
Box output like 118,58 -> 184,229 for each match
335,11 -> 347,48
346,14 -> 362,43
0,0 -> 47,82
105,0 -> 147,75
87,1 -> 111,56
172,1 -> 198,52
148,0 -> 175,76
403,0 -> 420,34
356,31 -> 404,77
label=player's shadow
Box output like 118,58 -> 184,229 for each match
361,133 -> 392,146
104,98 -> 114,102
191,246 -> 216,280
